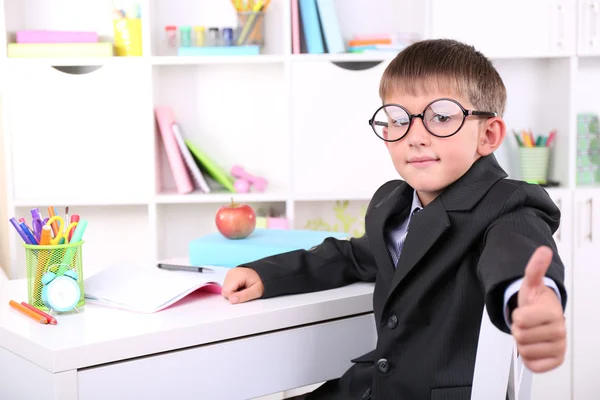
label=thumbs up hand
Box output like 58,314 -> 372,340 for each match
511,246 -> 566,373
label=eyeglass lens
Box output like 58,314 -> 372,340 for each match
372,99 -> 465,141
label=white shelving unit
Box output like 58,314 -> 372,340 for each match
1,1 -> 600,399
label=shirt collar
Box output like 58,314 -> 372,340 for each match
411,190 -> 423,214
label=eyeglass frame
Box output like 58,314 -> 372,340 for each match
367,97 -> 498,142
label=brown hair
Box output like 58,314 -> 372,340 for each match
379,39 -> 506,116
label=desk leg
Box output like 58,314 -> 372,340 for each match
0,347 -> 78,400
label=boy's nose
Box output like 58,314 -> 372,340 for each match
406,118 -> 430,147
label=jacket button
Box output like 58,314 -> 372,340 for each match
361,387 -> 372,399
377,358 -> 390,374
387,314 -> 398,329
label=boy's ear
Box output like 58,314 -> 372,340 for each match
477,117 -> 506,156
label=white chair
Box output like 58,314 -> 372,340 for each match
471,305 -> 532,400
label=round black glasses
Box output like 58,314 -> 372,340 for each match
368,98 -> 498,142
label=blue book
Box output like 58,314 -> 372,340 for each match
189,228 -> 349,268
299,0 -> 325,54
316,0 -> 345,54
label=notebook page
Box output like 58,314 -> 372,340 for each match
84,266 -> 227,313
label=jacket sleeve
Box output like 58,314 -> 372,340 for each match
239,182 -> 398,299
477,183 -> 567,334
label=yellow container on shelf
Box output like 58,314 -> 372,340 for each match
113,18 -> 143,56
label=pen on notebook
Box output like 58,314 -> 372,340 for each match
9,300 -> 48,324
20,302 -> 57,325
157,263 -> 214,273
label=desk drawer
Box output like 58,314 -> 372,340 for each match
78,313 -> 376,400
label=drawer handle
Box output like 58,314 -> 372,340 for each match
556,198 -> 562,242
588,198 -> 594,242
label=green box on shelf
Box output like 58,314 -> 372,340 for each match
576,113 -> 600,185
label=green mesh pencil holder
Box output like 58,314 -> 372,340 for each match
519,147 -> 550,184
23,241 -> 85,311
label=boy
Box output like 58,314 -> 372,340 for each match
221,39 -> 567,400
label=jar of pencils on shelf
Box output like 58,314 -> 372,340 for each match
113,18 -> 143,56
236,11 -> 265,46
519,147 -> 550,184
23,241 -> 86,313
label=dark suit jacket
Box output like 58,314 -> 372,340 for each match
243,155 -> 567,400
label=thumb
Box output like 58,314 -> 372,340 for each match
519,246 -> 553,306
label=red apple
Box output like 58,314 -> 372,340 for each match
215,198 -> 256,239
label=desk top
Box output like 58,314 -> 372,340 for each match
0,258 -> 374,373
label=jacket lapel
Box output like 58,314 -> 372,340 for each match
389,196 -> 450,294
366,182 -> 413,286
386,154 -> 507,297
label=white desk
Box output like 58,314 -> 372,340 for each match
0,263 -> 376,400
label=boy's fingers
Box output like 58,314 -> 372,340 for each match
229,285 -> 261,304
519,246 -> 553,307
221,271 -> 246,298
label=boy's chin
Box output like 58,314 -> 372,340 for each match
404,179 -> 449,194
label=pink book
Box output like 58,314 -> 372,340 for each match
16,30 -> 98,43
155,106 -> 194,194
291,0 -> 300,54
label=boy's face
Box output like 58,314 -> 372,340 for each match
380,90 -> 505,206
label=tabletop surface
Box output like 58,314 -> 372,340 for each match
0,258 -> 375,373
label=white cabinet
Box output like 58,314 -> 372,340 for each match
530,188 -> 573,400
572,189 -> 600,400
429,0 -> 576,58
578,0 -> 600,55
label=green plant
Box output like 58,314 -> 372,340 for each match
303,201 -> 367,237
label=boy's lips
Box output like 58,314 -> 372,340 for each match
407,156 -> 440,167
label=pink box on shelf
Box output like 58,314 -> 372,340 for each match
16,30 -> 99,44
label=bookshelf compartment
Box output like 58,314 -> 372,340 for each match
6,62 -> 154,205
293,200 -> 369,238
2,0 -> 137,58
491,58 -> 573,187
153,63 -> 290,196
149,0 -> 286,56
156,202 -> 286,260
290,60 -> 398,199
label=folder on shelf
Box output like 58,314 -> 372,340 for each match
291,0 -> 301,54
172,123 -> 211,193
189,228 -> 349,268
16,30 -> 99,44
84,265 -> 227,313
298,0 -> 325,54
315,0 -> 345,54
185,139 -> 236,193
155,106 -> 194,194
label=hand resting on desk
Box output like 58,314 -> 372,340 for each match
221,267 -> 265,304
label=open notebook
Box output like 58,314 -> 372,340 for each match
83,265 -> 227,313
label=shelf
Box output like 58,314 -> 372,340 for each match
13,198 -> 150,207
154,191 -> 289,205
291,53 -> 398,63
5,57 -> 147,67
151,55 -> 286,65
292,193 -> 373,202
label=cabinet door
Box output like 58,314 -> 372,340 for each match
578,0 -> 600,55
530,189 -> 573,400
291,60 -> 399,199
5,62 -> 154,204
572,189 -> 600,400
429,0 -> 576,58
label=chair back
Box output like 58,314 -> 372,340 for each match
471,306 -> 532,400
